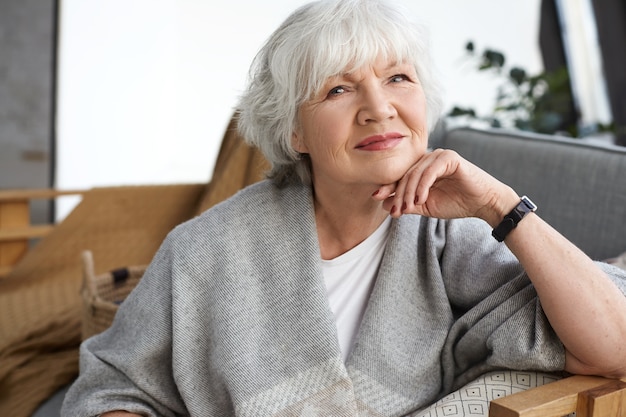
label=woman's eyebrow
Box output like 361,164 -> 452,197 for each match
327,61 -> 408,84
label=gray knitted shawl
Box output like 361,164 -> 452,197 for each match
64,180 -> 625,417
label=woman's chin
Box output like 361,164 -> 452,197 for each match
374,168 -> 411,186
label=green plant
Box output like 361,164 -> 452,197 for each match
448,41 -> 614,137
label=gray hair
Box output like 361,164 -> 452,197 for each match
236,0 -> 444,185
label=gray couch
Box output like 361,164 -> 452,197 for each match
32,126 -> 626,416
431,126 -> 626,261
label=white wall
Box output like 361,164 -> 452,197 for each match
56,0 -> 541,218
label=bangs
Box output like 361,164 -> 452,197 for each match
276,0 -> 423,102
305,24 -> 416,98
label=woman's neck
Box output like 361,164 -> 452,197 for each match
312,182 -> 390,260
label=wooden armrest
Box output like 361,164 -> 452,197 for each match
0,188 -> 84,201
489,375 -> 626,417
0,188 -> 85,278
0,225 -> 55,241
0,189 -> 84,237
577,379 -> 626,416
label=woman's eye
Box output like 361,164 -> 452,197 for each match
390,74 -> 409,83
328,86 -> 346,97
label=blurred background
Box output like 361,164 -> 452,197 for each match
1,0 -> 624,221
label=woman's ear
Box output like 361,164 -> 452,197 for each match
291,131 -> 309,154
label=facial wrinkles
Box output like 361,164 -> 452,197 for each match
300,60 -> 426,153
296,118 -> 348,188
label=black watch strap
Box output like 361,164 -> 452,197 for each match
492,196 -> 537,242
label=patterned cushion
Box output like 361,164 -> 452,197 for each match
412,370 -> 568,417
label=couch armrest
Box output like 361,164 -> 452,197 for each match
439,127 -> 626,260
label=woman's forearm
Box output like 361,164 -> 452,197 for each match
504,212 -> 626,378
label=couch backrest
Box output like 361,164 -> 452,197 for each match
435,127 -> 626,261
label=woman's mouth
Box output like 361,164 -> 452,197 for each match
355,133 -> 404,151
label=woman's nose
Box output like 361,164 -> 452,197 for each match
356,86 -> 397,125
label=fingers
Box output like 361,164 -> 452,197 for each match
371,184 -> 400,215
372,149 -> 462,218
401,149 -> 454,216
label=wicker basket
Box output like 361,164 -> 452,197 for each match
80,250 -> 147,340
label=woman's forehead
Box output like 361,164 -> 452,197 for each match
322,59 -> 415,82
342,58 -> 411,75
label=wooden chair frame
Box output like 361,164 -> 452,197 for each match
0,188 -> 83,278
489,375 -> 626,416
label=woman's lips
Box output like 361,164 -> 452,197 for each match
355,133 -> 404,151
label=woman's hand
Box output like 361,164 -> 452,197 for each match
371,148 -> 518,226
372,150 -> 626,378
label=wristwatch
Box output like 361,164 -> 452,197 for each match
492,196 -> 537,242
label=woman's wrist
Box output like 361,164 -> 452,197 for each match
480,187 -> 520,229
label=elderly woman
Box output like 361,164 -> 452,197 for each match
62,0 -> 626,416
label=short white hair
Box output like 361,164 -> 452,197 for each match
237,0 -> 444,185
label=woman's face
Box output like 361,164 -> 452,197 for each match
293,57 -> 429,193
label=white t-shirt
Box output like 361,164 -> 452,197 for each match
322,217 -> 392,362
